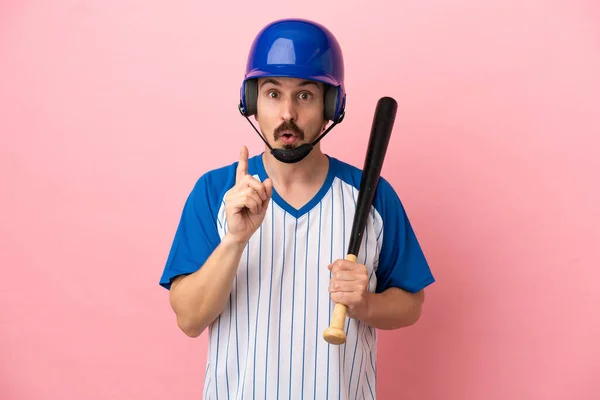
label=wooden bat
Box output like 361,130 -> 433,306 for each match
323,96 -> 398,345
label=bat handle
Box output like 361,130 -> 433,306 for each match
323,253 -> 358,345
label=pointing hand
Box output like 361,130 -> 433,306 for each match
224,146 -> 273,244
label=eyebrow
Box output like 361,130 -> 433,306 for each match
259,78 -> 321,90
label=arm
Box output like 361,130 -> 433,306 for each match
169,233 -> 247,338
359,287 -> 425,330
159,146 -> 272,338
328,177 -> 434,330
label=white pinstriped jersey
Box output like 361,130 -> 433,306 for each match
160,154 -> 435,399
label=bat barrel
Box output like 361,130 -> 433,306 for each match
346,97 -> 397,257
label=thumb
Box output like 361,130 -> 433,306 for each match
263,178 -> 273,201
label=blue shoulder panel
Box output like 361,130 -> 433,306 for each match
158,161 -> 239,290
371,177 -> 435,293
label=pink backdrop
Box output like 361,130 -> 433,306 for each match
1,1 -> 599,399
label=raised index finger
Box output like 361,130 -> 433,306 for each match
236,145 -> 249,183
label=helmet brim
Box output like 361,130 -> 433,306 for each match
245,64 -> 342,88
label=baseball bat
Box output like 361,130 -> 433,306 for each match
323,96 -> 398,345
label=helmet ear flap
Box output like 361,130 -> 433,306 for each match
324,85 -> 345,123
240,79 -> 258,116
324,85 -> 337,122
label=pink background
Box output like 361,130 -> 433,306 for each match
1,1 -> 599,399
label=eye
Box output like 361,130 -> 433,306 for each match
267,90 -> 279,99
298,92 -> 312,101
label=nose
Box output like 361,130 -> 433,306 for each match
280,95 -> 298,122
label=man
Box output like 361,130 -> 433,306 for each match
159,18 -> 435,399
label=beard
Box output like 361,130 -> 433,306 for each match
273,120 -> 305,149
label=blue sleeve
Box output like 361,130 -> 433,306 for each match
374,178 -> 435,294
159,174 -> 223,290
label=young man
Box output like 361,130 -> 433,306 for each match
159,18 -> 435,399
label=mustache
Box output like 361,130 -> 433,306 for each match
273,120 -> 304,140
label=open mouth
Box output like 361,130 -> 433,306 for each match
280,133 -> 298,144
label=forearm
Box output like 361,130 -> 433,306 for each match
356,287 -> 425,330
169,233 -> 247,337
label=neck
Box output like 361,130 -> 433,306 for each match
262,145 -> 329,188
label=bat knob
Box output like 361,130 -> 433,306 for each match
323,327 -> 347,345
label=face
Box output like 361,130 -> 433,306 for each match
255,77 -> 327,150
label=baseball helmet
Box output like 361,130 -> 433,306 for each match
239,18 -> 346,123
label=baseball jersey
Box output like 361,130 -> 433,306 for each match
159,153 -> 435,400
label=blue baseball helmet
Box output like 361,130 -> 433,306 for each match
239,18 -> 346,123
